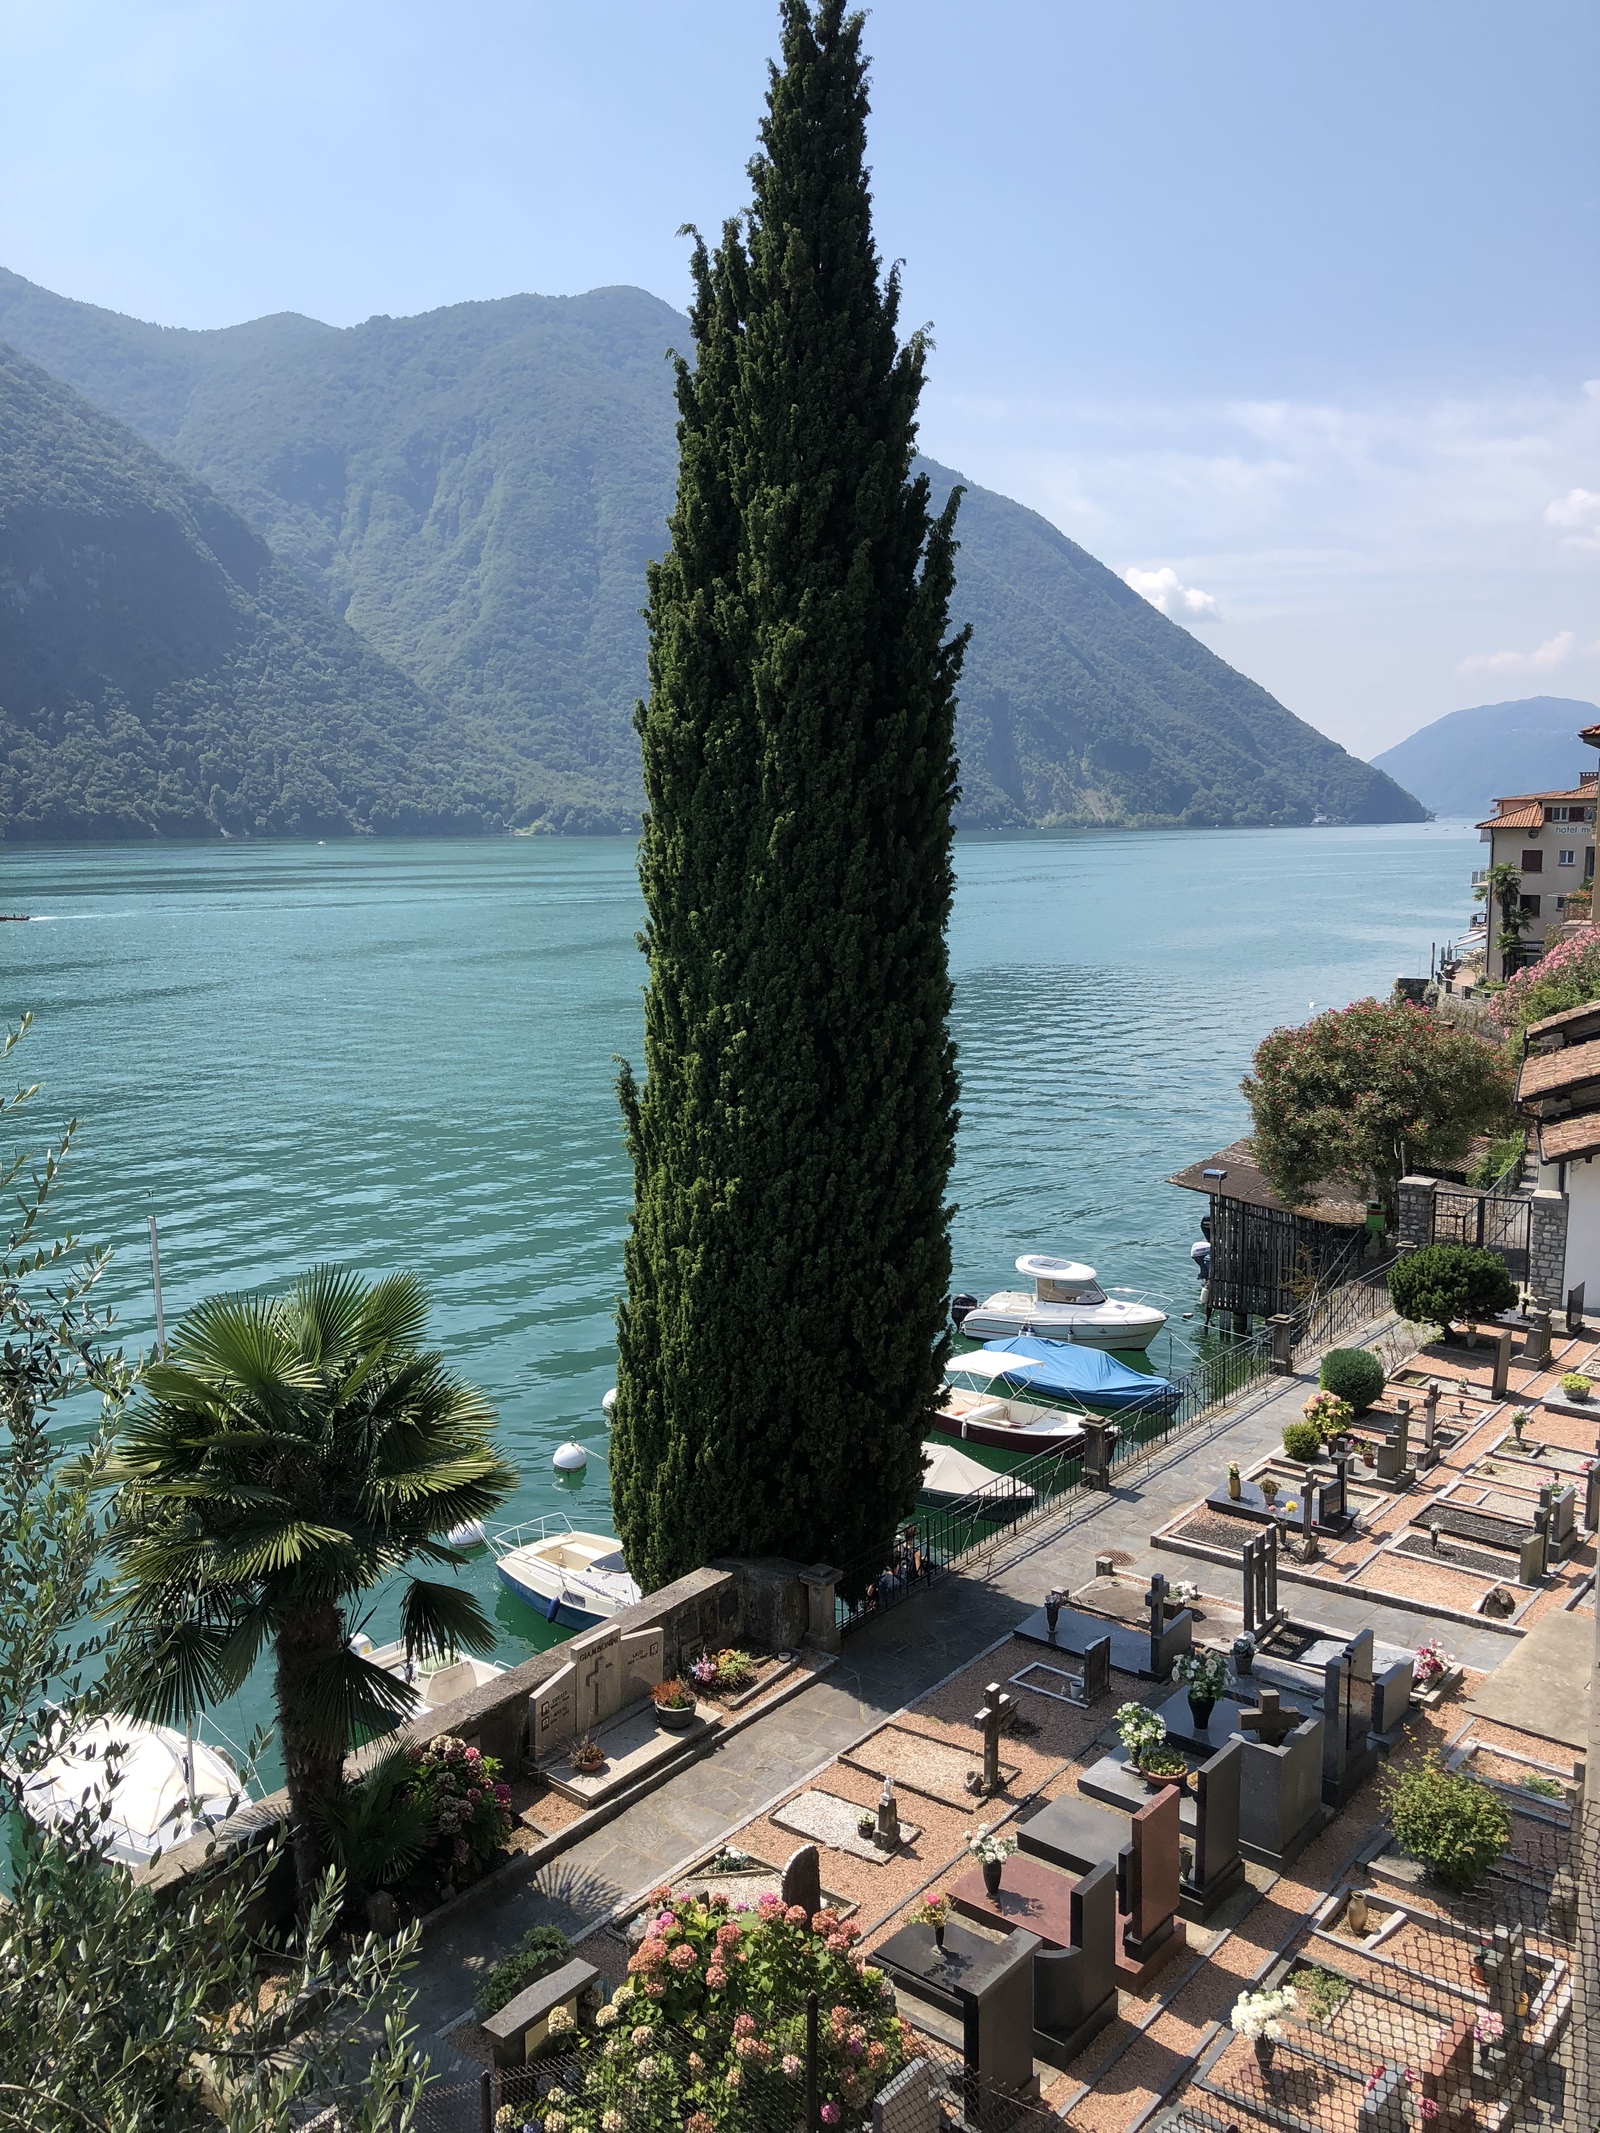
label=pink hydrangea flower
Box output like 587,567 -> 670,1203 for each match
668,1944 -> 697,1972
785,1904 -> 809,1926
821,2106 -> 842,2126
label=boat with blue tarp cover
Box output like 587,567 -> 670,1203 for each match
978,1336 -> 1179,1415
931,1339 -> 1179,1474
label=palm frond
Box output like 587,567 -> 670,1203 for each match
121,1619 -> 235,1727
400,1578 -> 498,1661
292,1646 -> 420,1753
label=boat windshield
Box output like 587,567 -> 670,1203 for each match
1072,1283 -> 1107,1305
591,1551 -> 631,1576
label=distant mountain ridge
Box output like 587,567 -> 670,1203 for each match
1370,696 -> 1600,820
0,343 -> 511,840
0,266 -> 1424,835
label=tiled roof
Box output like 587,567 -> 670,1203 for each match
1581,723 -> 1600,750
1478,803 -> 1545,831
1524,993 -> 1600,1042
1168,1139 -> 1367,1225
1537,1112 -> 1600,1163
1517,1034 -> 1600,1101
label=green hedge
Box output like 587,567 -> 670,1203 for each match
1319,1347 -> 1385,1414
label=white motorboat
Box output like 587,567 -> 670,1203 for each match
491,1515 -> 641,1629
349,1634 -> 505,1713
932,1351 -> 1089,1467
19,1715 -> 246,1866
956,1256 -> 1166,1351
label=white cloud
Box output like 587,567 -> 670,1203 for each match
1123,564 -> 1221,621
1547,487 -> 1600,549
1457,630 -> 1576,677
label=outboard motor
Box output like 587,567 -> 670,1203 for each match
949,1293 -> 978,1329
1189,1240 -> 1211,1282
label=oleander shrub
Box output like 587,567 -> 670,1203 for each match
1282,1419 -> 1325,1462
1388,1245 -> 1516,1334
477,1925 -> 575,2015
1319,1347 -> 1385,1414
1385,1754 -> 1511,1889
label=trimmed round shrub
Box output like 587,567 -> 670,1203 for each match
1282,1419 -> 1325,1462
1385,1754 -> 1511,1889
1319,1347 -> 1385,1414
1388,1245 -> 1516,1333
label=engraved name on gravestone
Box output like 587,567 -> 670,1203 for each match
620,1626 -> 664,1703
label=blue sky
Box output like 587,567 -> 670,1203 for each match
3,0 -> 1597,757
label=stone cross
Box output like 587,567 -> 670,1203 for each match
1145,1573 -> 1169,1644
1236,1686 -> 1304,1747
974,1682 -> 1014,1795
1482,1922 -> 1527,2066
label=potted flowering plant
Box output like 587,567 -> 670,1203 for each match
1301,1390 -> 1354,1443
1510,1408 -> 1529,1446
1561,1372 -> 1592,1402
1116,1700 -> 1184,1785
568,1734 -> 605,1774
403,1734 -> 512,1895
1231,1983 -> 1297,2075
909,1891 -> 950,1950
1412,1638 -> 1453,1703
690,1647 -> 757,1696
966,1825 -> 1018,1895
1172,1648 -> 1228,1728
651,1677 -> 698,1731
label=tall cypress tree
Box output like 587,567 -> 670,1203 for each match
612,0 -> 967,1592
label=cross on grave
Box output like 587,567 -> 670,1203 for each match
1236,1686 -> 1305,1747
1421,1380 -> 1441,1459
974,1683 -> 1015,1795
876,1776 -> 900,1850
1145,1572 -> 1169,1644
1481,1922 -> 1528,2071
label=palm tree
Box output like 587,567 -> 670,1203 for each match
105,1265 -> 517,1914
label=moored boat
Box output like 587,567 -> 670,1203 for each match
349,1634 -> 505,1713
19,1716 -> 247,1865
956,1256 -> 1167,1350
918,1439 -> 1036,1516
931,1350 -> 1089,1467
491,1515 -> 641,1628
975,1336 -> 1178,1417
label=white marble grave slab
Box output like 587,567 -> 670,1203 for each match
771,1789 -> 922,1863
530,1663 -> 577,1759
621,1626 -> 664,1704
570,1625 -> 621,1729
842,1725 -> 1017,1807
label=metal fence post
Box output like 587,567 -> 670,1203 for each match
480,2067 -> 493,2133
805,1989 -> 819,2132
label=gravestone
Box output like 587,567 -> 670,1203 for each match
1321,1634 -> 1380,1806
974,1683 -> 1015,1796
1237,1687 -> 1302,1745
1299,1481 -> 1319,1560
1319,1454 -> 1351,1529
1547,1483 -> 1577,1558
1179,1736 -> 1244,1922
1375,1407 -> 1413,1485
781,1843 -> 822,1919
1370,1650 -> 1414,1752
1490,1326 -> 1513,1400
1481,1923 -> 1528,2073
1420,2013 -> 1476,2128
1237,1707 -> 1326,1868
1358,2064 -> 1410,2133
873,1923 -> 1041,2099
876,1777 -> 900,1850
1018,1793 -> 1132,1877
530,1661 -> 578,1760
1115,1786 -> 1185,1985
1585,1462 -> 1600,1536
620,1626 -> 664,1703
872,2058 -> 938,2133
570,1624 -> 622,1732
1521,1308 -> 1553,1366
1032,1859 -> 1118,2066
1517,1526 -> 1547,1586
1077,1635 -> 1112,1706
481,1957 -> 600,2066
1418,1384 -> 1440,1469
1241,1527 -> 1280,1634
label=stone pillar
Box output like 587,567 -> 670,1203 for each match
1395,1176 -> 1437,1252
1528,1189 -> 1570,1309
799,1564 -> 841,1654
1268,1314 -> 1296,1377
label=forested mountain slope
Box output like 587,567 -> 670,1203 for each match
0,343 -> 511,841
0,267 -> 1423,833
1371,696 -> 1600,820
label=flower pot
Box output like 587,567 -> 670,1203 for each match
655,1702 -> 698,1732
1227,1471 -> 1242,1500
1254,2037 -> 1275,2077
981,1859 -> 1003,1896
1231,1633 -> 1255,1677
1187,1692 -> 1216,1730
1260,1483 -> 1279,1507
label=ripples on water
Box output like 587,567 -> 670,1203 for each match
4,821 -> 1477,1763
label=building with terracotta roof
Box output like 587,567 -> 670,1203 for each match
1475,770 -> 1596,978
1516,998 -> 1600,1306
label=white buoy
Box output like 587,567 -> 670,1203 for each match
601,1387 -> 617,1421
446,1518 -> 488,1548
553,1442 -> 588,1473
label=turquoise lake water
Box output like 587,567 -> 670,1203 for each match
3,820 -> 1480,1769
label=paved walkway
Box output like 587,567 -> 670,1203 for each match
409,1353 -> 1516,2061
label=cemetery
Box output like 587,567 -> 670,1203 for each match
418,1314 -> 1594,2133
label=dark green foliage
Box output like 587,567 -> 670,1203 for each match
313,1745 -> 430,1906
1386,1753 -> 1510,1888
476,1925 -> 576,2016
0,343 -> 515,841
1281,1418 -> 1325,1462
1319,1346 -> 1385,1414
1388,1245 -> 1518,1333
0,266 -> 1426,835
611,1 -> 963,1590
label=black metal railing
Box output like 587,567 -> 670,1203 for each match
834,1327 -> 1273,1632
1290,1254 -> 1398,1360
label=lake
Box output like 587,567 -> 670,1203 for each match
3,819 -> 1478,1765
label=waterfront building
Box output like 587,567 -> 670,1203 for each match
1471,725 -> 1598,980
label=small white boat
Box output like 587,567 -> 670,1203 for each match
957,1256 -> 1166,1351
19,1716 -> 246,1866
918,1440 -> 1037,1514
933,1352 -> 1089,1466
491,1515 -> 641,1629
349,1634 -> 505,1713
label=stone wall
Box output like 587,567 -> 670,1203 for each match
1529,1188 -> 1570,1309
136,1554 -> 825,1906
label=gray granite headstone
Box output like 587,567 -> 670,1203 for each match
1033,1859 -> 1116,2043
1184,1736 -> 1243,1916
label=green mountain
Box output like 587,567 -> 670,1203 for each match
1370,696 -> 1600,820
0,267 -> 1424,833
0,343 -> 511,841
